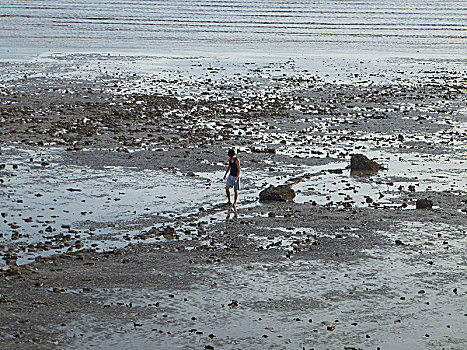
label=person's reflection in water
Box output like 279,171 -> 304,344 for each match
226,209 -> 238,222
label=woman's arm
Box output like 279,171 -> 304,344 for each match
223,164 -> 231,180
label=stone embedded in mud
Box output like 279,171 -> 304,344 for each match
147,227 -> 159,235
350,154 -> 380,173
164,226 -> 175,235
162,226 -> 177,240
259,185 -> 295,202
251,147 -> 276,154
0,295 -> 14,304
416,198 -> 433,209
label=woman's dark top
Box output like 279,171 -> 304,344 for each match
229,158 -> 239,177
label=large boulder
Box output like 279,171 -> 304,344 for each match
416,198 -> 433,209
259,185 -> 295,202
350,154 -> 380,173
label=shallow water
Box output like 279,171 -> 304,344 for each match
1,129 -> 466,267
1,0 -> 466,61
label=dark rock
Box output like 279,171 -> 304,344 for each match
350,154 -> 380,173
395,239 -> 404,246
147,227 -> 159,235
328,168 -> 344,174
259,185 -> 295,202
163,226 -> 175,235
67,188 -> 82,192
251,147 -> 275,154
416,198 -> 433,209
0,294 -> 15,304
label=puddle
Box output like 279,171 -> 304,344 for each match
0,146 -> 236,266
243,225 -> 361,254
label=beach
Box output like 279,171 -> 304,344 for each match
1,0 -> 467,349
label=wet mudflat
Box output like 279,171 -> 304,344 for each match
0,56 -> 466,349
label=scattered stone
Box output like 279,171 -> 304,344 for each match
0,294 -> 15,304
251,147 -> 275,154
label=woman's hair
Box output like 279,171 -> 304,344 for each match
228,149 -> 235,157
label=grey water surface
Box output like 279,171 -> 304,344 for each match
1,0 -> 466,60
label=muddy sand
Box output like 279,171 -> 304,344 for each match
0,58 -> 466,349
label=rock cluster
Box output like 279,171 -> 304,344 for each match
350,154 -> 380,173
259,185 -> 296,202
416,198 -> 433,209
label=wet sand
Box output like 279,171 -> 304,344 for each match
0,57 -> 466,349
